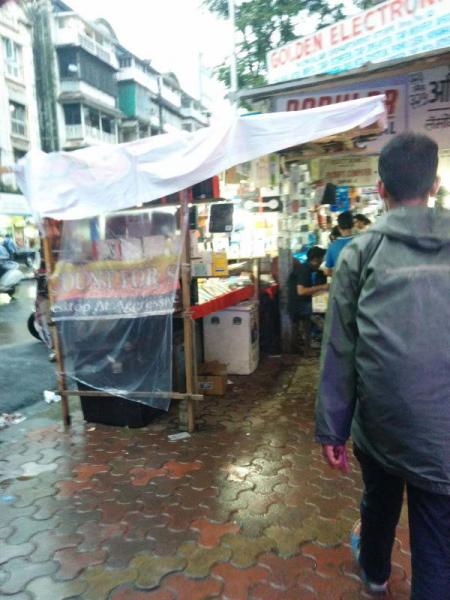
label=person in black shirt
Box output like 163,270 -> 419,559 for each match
287,246 -> 328,354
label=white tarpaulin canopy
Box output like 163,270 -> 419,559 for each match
15,95 -> 386,221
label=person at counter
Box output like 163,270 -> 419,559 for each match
287,246 -> 328,355
325,211 -> 354,274
354,214 -> 372,232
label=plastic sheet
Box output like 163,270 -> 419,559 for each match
51,207 -> 183,411
15,96 -> 386,221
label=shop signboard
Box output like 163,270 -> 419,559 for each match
267,0 -> 450,84
0,193 -> 31,216
274,78 -> 407,153
408,64 -> 450,147
274,64 -> 450,152
319,156 -> 379,186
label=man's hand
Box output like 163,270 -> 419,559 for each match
322,444 -> 350,474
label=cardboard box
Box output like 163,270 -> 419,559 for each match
197,361 -> 227,396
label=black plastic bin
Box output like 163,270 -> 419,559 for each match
78,383 -> 162,428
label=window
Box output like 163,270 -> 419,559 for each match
85,107 -> 100,129
119,56 -> 132,68
10,102 -> 27,137
78,50 -> 117,97
2,37 -> 23,80
63,104 -> 81,125
13,148 -> 27,162
101,115 -> 112,133
57,47 -> 79,78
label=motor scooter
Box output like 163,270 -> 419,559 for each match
0,246 -> 23,297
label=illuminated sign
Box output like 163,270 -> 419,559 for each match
267,0 -> 450,84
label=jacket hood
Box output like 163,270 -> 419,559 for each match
369,206 -> 450,250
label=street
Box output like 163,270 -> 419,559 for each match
0,279 -> 56,413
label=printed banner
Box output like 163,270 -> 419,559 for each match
52,249 -> 180,321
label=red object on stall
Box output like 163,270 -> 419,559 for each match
191,285 -> 255,320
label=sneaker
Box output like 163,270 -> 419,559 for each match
350,520 -> 388,594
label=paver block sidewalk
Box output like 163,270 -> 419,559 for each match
0,356 -> 411,599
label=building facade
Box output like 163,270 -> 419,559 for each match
116,49 -> 209,141
25,0 -> 209,151
181,92 -> 209,132
27,0 -> 121,151
0,0 -> 40,189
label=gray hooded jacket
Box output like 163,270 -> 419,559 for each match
316,206 -> 450,495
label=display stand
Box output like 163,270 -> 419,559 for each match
41,208 -> 203,433
3,96 -> 386,432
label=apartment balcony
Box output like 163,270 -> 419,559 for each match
59,80 -> 117,110
116,67 -> 159,95
181,106 -> 208,126
54,27 -> 119,70
161,86 -> 181,109
65,124 -> 117,147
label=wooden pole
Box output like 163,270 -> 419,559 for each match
59,390 -> 203,401
41,224 -> 71,428
180,191 -> 196,432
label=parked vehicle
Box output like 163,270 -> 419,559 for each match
0,246 -> 23,297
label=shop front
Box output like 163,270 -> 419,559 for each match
240,17 -> 450,348
0,192 -> 39,245
0,192 -> 40,271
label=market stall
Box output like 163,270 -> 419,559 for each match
5,95 -> 386,432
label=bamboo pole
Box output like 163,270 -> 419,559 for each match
41,226 -> 71,428
180,191 -> 196,432
59,390 -> 203,401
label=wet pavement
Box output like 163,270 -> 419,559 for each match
0,356 -> 412,599
0,280 -> 56,413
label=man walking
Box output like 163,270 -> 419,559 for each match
315,132 -> 450,598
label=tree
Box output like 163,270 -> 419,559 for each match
353,0 -> 385,8
205,0 -> 347,90
205,0 -> 387,91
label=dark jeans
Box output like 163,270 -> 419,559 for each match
292,316 -> 311,354
354,446 -> 450,600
